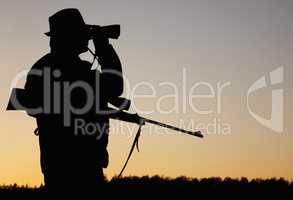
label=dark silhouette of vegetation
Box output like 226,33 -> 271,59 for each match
1,176 -> 292,197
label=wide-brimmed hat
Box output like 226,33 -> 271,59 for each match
45,8 -> 89,37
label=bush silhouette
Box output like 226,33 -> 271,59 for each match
1,176 -> 292,197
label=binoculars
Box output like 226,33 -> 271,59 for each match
87,24 -> 120,40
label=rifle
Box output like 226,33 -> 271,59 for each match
7,89 -> 203,177
103,98 -> 203,177
107,107 -> 203,138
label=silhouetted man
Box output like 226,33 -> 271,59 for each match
24,8 -> 123,191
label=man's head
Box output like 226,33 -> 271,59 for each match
46,8 -> 89,55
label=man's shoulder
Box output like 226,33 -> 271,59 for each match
31,53 -> 52,70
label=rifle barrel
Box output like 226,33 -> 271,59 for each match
143,118 -> 203,138
105,108 -> 203,138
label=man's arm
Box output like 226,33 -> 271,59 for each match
99,44 -> 123,96
95,37 -> 124,99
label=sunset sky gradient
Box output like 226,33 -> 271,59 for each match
0,0 -> 292,186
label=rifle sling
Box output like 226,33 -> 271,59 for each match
117,123 -> 142,178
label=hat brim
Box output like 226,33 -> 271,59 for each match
45,24 -> 91,37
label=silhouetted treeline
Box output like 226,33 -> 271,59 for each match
1,176 -> 293,197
